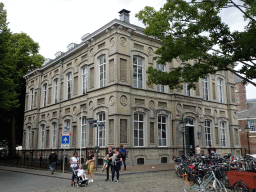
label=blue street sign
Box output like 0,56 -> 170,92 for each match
61,135 -> 70,144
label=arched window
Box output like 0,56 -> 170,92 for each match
202,76 -> 209,100
156,63 -> 165,93
98,112 -> 105,146
158,115 -> 167,146
53,79 -> 58,104
43,84 -> 47,107
30,89 -> 34,110
134,112 -> 144,146
41,124 -> 45,149
81,116 -> 86,147
27,126 -> 31,149
52,122 -> 57,148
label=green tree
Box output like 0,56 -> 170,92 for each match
136,0 -> 256,89
0,3 -> 44,156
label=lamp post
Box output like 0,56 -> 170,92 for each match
179,118 -> 186,155
87,118 -> 105,171
245,124 -> 251,154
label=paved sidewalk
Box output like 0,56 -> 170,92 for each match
0,163 -> 175,179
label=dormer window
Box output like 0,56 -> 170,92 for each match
67,43 -> 77,51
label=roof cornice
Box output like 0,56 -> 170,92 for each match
23,19 -> 158,79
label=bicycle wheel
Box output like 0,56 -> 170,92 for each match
203,173 -> 214,191
213,179 -> 227,192
233,182 -> 249,192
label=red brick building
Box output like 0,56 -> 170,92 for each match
236,76 -> 256,154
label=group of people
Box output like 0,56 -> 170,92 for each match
68,144 -> 126,185
194,145 -> 217,157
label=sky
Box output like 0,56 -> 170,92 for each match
2,0 -> 255,99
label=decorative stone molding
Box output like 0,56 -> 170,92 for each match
110,37 -> 115,47
149,100 -> 155,110
89,101 -> 94,110
174,95 -> 202,103
176,103 -> 182,113
120,36 -> 127,47
197,106 -> 202,115
109,95 -> 115,106
120,95 -> 128,106
148,47 -> 153,56
233,112 -> 237,120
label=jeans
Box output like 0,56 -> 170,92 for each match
106,164 -> 112,180
49,162 -> 56,171
112,163 -> 120,181
70,166 -> 78,181
122,158 -> 126,169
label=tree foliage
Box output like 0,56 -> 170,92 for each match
0,3 -> 44,150
136,0 -> 256,89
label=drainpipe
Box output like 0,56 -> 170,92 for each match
225,71 -> 233,154
57,59 -> 64,150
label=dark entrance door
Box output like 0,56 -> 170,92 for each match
185,126 -> 195,155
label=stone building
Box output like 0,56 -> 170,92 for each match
236,76 -> 256,154
23,10 -> 240,165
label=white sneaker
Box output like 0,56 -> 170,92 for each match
91,179 -> 93,183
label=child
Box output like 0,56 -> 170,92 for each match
102,154 -> 109,172
76,165 -> 87,181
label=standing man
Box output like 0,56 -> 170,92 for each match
120,145 -> 126,170
49,151 -> 58,174
106,146 -> 113,181
207,145 -> 212,157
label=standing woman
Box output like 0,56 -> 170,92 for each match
70,152 -> 79,186
111,147 -> 122,183
86,149 -> 95,183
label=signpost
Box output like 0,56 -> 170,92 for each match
61,131 -> 71,173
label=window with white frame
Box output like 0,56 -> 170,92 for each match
81,117 -> 86,147
217,78 -> 224,103
202,76 -> 209,100
158,115 -> 167,146
30,89 -> 34,110
64,119 -> 70,130
54,79 -> 58,104
27,126 -> 31,149
98,112 -> 105,146
156,63 -> 165,92
99,55 -> 106,88
67,73 -> 72,99
248,120 -> 256,132
133,56 -> 143,89
220,121 -> 226,146
134,112 -> 144,146
82,66 -> 88,94
43,84 -> 47,107
41,124 -> 45,149
52,122 -> 57,148
205,120 -> 211,146
184,83 -> 191,96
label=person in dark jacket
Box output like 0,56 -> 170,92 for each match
106,146 -> 113,181
49,151 -> 58,174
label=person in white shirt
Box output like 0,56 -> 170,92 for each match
70,152 -> 79,186
76,165 -> 87,181
195,145 -> 201,157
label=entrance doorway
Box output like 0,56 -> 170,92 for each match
184,118 -> 195,155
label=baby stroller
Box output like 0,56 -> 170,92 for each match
72,168 -> 89,187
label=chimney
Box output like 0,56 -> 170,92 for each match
118,9 -> 130,24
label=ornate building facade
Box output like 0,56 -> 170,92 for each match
23,10 -> 240,164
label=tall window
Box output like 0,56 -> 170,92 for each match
184,83 -> 191,96
248,120 -> 256,132
98,112 -> 105,146
43,84 -> 47,107
220,121 -> 226,147
81,117 -> 86,147
133,56 -> 143,89
64,119 -> 70,130
217,78 -> 223,103
54,79 -> 58,104
52,122 -> 57,148
99,55 -> 106,88
134,112 -> 144,146
156,63 -> 165,92
30,89 -> 34,110
158,115 -> 166,146
205,120 -> 211,146
67,73 -> 72,99
41,124 -> 45,149
27,127 -> 31,149
202,76 -> 209,100
82,66 -> 88,94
